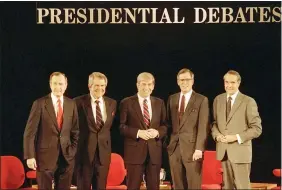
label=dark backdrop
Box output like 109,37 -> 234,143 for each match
1,1 -> 281,185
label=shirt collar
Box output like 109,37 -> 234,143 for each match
137,93 -> 150,102
51,93 -> 64,104
227,90 -> 239,100
90,94 -> 104,104
180,89 -> 193,99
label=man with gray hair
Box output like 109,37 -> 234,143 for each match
212,70 -> 262,189
74,72 -> 117,190
24,72 -> 79,190
120,72 -> 167,190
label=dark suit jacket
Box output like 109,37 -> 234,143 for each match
23,94 -> 79,170
167,91 -> 210,162
119,95 -> 167,165
74,94 -> 117,166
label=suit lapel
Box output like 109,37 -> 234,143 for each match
133,95 -> 147,129
85,94 -> 96,127
61,98 -> 72,133
150,97 -> 157,129
103,97 -> 112,127
45,94 -> 59,133
173,93 -> 180,129
179,91 -> 196,129
226,92 -> 244,124
220,93 -> 227,124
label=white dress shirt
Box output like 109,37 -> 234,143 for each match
90,95 -> 107,123
178,89 -> 193,112
136,94 -> 157,138
227,90 -> 242,144
137,94 -> 152,120
51,93 -> 64,116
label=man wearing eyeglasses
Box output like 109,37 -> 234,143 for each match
167,68 -> 210,189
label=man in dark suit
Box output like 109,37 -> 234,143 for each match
23,72 -> 79,190
74,72 -> 117,190
212,70 -> 262,189
167,68 -> 210,189
120,72 -> 167,190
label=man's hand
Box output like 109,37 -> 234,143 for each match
224,135 -> 238,143
138,130 -> 152,140
192,150 -> 203,161
216,134 -> 226,142
27,158 -> 37,170
147,129 -> 159,138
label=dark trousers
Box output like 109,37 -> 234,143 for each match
37,150 -> 74,190
126,153 -> 161,190
76,146 -> 110,190
169,145 -> 202,190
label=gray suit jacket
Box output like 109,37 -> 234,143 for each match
211,92 -> 262,163
167,91 -> 210,162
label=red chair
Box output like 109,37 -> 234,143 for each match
201,151 -> 223,190
26,170 -> 36,186
106,153 -> 127,189
0,155 -> 35,189
272,169 -> 281,190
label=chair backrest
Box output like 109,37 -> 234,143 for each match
0,156 -> 25,189
202,150 -> 223,185
273,169 -> 281,177
107,153 -> 126,186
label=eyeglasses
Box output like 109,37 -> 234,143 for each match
178,78 -> 193,82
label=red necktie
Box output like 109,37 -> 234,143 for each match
57,99 -> 63,130
143,99 -> 150,128
95,100 -> 104,130
179,95 -> 185,122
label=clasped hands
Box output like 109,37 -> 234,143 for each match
216,134 -> 238,143
27,158 -> 37,170
138,129 -> 159,140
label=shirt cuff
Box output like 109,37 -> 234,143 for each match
236,134 -> 242,144
195,150 -> 202,153
137,130 -> 140,138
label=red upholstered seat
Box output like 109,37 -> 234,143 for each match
272,169 -> 281,190
0,156 -> 26,189
106,153 -> 127,189
273,169 -> 281,177
26,171 -> 36,179
271,187 -> 281,190
201,151 -> 223,190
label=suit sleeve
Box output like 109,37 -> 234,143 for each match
163,96 -> 172,146
23,100 -> 41,160
70,101 -> 79,153
238,98 -> 262,142
112,100 -> 117,117
195,97 -> 210,151
156,100 -> 168,139
211,97 -> 221,141
119,99 -> 139,139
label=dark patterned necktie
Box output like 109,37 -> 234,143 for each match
143,99 -> 150,128
95,100 -> 104,130
179,95 -> 185,122
226,96 -> 232,120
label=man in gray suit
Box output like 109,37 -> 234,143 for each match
212,70 -> 262,189
167,68 -> 210,189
